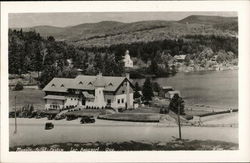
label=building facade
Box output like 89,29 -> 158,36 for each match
43,73 -> 135,110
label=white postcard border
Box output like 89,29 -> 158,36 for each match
1,1 -> 250,162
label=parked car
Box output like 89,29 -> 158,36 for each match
28,112 -> 37,118
66,115 -> 78,121
45,122 -> 54,130
47,114 -> 56,120
9,111 -> 16,118
80,116 -> 95,124
55,114 -> 66,120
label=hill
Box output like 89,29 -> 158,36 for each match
178,15 -> 237,25
12,15 -> 238,48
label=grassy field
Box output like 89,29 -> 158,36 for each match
9,88 -> 45,111
98,113 -> 161,122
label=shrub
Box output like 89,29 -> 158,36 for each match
13,81 -> 24,91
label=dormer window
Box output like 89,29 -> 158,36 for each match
51,84 -> 55,87
61,84 -> 64,87
79,81 -> 83,85
108,82 -> 113,86
88,82 -> 93,85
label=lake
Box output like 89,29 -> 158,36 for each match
134,70 -> 238,109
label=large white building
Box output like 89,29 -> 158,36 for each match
43,73 -> 135,110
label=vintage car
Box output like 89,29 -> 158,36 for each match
47,114 -> 57,120
45,122 -> 54,130
80,116 -> 95,124
55,114 -> 66,120
66,115 -> 78,121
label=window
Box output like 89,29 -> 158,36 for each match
122,90 -> 125,94
121,98 -> 124,103
117,99 -> 120,104
51,84 -> 55,87
61,84 -> 64,87
88,82 -> 93,85
79,81 -> 83,85
108,82 -> 113,86
107,99 -> 111,104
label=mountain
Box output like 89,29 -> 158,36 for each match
13,15 -> 238,47
178,15 -> 237,25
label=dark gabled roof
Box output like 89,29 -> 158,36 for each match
43,78 -> 75,92
43,74 -> 133,93
72,75 -> 127,92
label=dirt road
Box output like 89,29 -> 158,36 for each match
9,118 -> 238,147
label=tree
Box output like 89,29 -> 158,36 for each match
134,82 -> 141,99
149,59 -> 159,75
152,82 -> 161,93
168,94 -> 185,115
142,77 -> 154,102
47,36 -> 55,42
13,81 -> 24,91
38,65 -> 58,89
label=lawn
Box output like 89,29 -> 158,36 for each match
9,88 -> 45,111
65,109 -> 108,117
98,113 -> 161,122
123,106 -> 161,114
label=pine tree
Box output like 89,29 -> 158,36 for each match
142,77 -> 154,102
134,82 -> 141,99
168,94 -> 185,115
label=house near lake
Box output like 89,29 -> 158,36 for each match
43,50 -> 135,110
174,55 -> 186,62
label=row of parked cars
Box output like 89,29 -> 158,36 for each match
45,116 -> 95,130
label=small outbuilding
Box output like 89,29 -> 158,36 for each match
174,55 -> 186,62
166,90 -> 181,99
159,86 -> 174,98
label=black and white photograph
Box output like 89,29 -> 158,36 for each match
1,1 -> 250,162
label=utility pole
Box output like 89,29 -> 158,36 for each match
14,95 -> 17,134
177,100 -> 182,140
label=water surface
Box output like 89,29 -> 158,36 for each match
135,70 -> 238,108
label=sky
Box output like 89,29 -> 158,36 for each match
9,12 -> 237,28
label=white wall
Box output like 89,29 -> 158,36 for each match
45,99 -> 64,110
64,96 -> 80,107
111,93 -> 133,109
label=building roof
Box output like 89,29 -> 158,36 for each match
43,78 -> 75,92
43,95 -> 66,100
161,86 -> 174,90
167,90 -> 181,96
43,74 -> 131,93
94,73 -> 106,87
174,55 -> 186,60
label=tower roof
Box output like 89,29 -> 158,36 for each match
94,73 -> 106,87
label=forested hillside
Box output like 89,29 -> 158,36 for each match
9,15 -> 238,88
17,15 -> 238,47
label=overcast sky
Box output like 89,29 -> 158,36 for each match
9,12 -> 237,28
